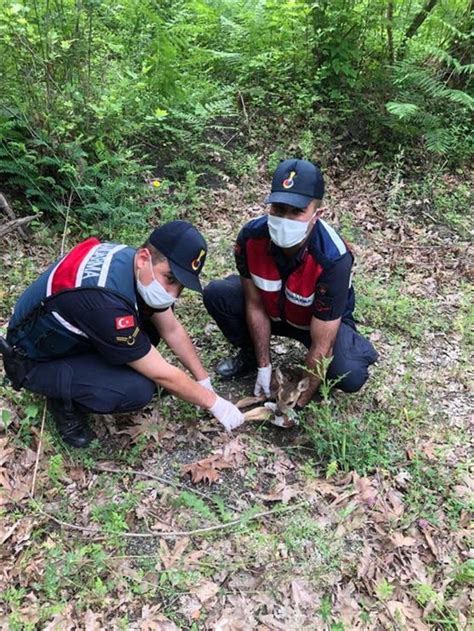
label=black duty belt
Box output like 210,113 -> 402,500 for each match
0,336 -> 30,391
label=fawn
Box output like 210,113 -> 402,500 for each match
237,367 -> 309,428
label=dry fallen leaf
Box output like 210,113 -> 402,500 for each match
159,537 -> 190,570
386,599 -> 430,630
192,580 -> 220,603
390,532 -> 418,548
140,604 -> 179,631
291,578 -> 318,611
181,438 -> 247,484
259,482 -> 299,504
83,609 -> 103,631
117,417 -> 161,444
334,583 -> 361,627
256,615 -> 288,630
421,440 -> 437,460
181,458 -> 230,484
214,610 -> 257,631
43,604 -> 75,631
357,544 -> 375,580
422,529 -> 441,560
353,472 -> 377,506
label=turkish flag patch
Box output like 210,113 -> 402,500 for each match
115,315 -> 135,330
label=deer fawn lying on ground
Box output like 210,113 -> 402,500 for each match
237,367 -> 310,428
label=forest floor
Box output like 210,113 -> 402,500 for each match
0,163 -> 472,630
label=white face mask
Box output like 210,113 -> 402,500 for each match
137,259 -> 177,309
267,214 -> 315,248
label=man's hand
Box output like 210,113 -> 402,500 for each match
197,376 -> 214,392
297,317 -> 341,407
295,390 -> 314,408
210,396 -> 245,431
254,364 -> 272,397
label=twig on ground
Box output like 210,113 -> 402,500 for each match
0,193 -> 30,238
0,521 -> 22,545
93,463 -> 237,510
30,401 -> 48,497
33,499 -> 306,538
0,215 -> 36,239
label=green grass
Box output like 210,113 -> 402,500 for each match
302,403 -> 399,475
402,454 -> 473,528
412,580 -> 467,630
355,274 -> 449,339
455,282 -> 474,361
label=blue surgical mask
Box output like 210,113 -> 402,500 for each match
137,259 -> 176,309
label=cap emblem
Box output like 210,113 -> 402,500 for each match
191,248 -> 206,271
282,170 -> 296,189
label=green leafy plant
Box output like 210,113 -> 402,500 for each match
386,43 -> 474,162
376,577 -> 395,600
451,559 -> 474,585
301,359 -> 397,474
176,490 -> 217,522
47,454 -> 65,486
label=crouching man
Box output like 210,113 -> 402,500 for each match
3,221 -> 244,447
203,159 -> 378,411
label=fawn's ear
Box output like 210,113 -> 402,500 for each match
275,367 -> 284,385
297,377 -> 310,392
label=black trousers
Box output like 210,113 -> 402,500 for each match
5,352 -> 156,414
203,275 -> 378,393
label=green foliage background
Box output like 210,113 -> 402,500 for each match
0,0 -> 472,237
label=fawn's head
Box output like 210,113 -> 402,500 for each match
274,367 -> 309,414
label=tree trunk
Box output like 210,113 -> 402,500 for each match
399,0 -> 439,58
386,0 -> 394,64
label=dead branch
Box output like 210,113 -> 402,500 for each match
0,193 -> 31,239
93,464 -> 226,505
33,499 -> 306,538
30,401 -> 48,498
0,215 -> 36,239
0,193 -> 16,221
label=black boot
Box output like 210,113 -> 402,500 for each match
216,347 -> 257,380
48,398 -> 96,448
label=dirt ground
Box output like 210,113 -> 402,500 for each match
0,166 -> 472,629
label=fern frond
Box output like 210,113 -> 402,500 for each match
424,128 -> 452,154
385,101 -> 420,119
459,63 -> 474,76
424,45 -> 463,73
440,88 -> 474,110
202,48 -> 243,65
219,15 -> 245,33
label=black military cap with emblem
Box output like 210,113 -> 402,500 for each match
148,221 -> 208,293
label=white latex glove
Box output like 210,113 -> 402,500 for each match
254,364 -> 272,397
198,376 -> 214,392
210,396 -> 245,432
